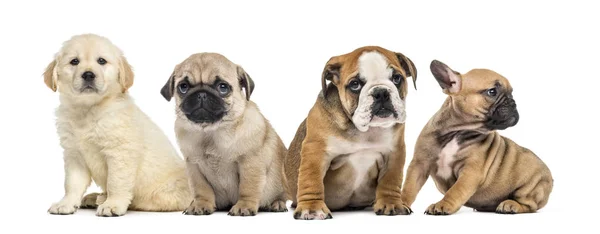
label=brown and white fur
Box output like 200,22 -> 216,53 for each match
160,53 -> 288,216
401,60 -> 553,215
285,46 -> 417,220
45,34 -> 191,217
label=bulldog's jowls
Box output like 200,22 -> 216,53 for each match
45,34 -> 191,217
285,46 -> 417,220
161,53 -> 289,216
401,60 -> 553,215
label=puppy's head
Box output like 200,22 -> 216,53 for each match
321,46 -> 417,132
430,60 -> 519,130
43,34 -> 133,105
161,53 -> 254,128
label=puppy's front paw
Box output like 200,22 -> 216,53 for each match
96,199 -> 128,217
263,200 -> 288,212
373,198 -> 412,216
293,201 -> 332,220
48,198 -> 80,215
425,200 -> 457,215
228,201 -> 258,216
496,200 -> 524,214
183,199 -> 216,215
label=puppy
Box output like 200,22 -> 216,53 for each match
401,60 -> 553,215
160,53 -> 288,216
285,46 -> 417,220
45,34 -> 191,216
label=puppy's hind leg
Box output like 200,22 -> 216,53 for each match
496,177 -> 553,214
80,193 -> 105,209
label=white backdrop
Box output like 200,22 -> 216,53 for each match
0,0 -> 597,233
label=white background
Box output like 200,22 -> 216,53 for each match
0,0 -> 597,233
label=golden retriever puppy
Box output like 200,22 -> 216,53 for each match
44,34 -> 191,216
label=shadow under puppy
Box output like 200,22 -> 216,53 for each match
45,34 -> 191,216
401,60 -> 553,215
286,46 -> 417,220
161,53 -> 288,216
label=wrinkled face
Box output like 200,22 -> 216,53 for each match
431,60 -> 519,131
322,47 -> 417,132
43,34 -> 133,105
161,53 -> 254,129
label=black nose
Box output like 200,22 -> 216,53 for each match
198,92 -> 207,101
372,88 -> 390,102
82,71 -> 96,82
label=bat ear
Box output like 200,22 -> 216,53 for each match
430,60 -> 462,94
321,56 -> 342,97
395,52 -> 417,90
43,59 -> 58,92
119,56 -> 134,93
237,66 -> 255,101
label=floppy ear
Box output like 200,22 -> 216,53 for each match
161,64 -> 180,101
395,52 -> 417,90
321,56 -> 342,97
430,60 -> 461,94
119,56 -> 134,93
43,59 -> 58,92
237,66 -> 255,101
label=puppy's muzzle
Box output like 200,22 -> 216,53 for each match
486,97 -> 519,130
370,88 -> 396,118
80,71 -> 97,92
181,90 -> 226,124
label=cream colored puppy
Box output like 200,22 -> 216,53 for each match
45,34 -> 191,216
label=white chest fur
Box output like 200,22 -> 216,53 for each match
436,138 -> 460,179
327,128 -> 394,189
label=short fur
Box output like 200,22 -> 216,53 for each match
285,46 -> 417,220
46,34 -> 191,217
401,60 -> 553,215
161,53 -> 288,216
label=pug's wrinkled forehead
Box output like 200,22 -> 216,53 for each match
173,53 -> 239,85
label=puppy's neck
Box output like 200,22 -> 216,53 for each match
59,92 -> 129,114
431,97 -> 487,135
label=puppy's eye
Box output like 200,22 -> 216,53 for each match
218,83 -> 230,95
97,57 -> 107,65
348,79 -> 362,93
178,82 -> 189,94
391,74 -> 403,85
70,58 -> 79,66
486,88 -> 497,97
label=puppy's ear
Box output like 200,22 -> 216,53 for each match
161,64 -> 180,101
321,56 -> 342,97
430,60 -> 461,94
43,59 -> 58,92
119,56 -> 134,93
237,66 -> 255,101
395,52 -> 417,90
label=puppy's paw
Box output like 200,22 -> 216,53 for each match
48,198 -> 80,215
373,199 -> 412,216
425,200 -> 457,215
496,200 -> 524,214
80,193 -> 103,209
263,200 -> 288,212
293,201 -> 332,220
228,201 -> 258,216
183,199 -> 216,215
96,199 -> 129,217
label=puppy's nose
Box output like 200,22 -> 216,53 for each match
198,92 -> 207,101
82,71 -> 96,82
372,88 -> 390,102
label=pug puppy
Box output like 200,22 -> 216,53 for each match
285,46 -> 417,220
160,53 -> 288,216
45,34 -> 191,216
401,60 -> 553,215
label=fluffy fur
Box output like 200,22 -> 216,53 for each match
45,34 -> 191,217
